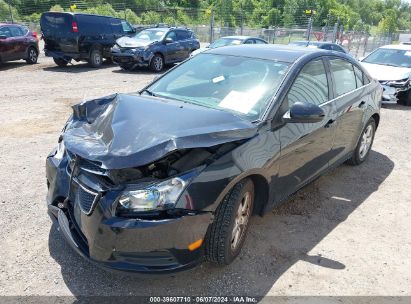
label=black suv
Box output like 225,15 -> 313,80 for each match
40,12 -> 135,68
111,27 -> 200,72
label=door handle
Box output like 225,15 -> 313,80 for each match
359,101 -> 366,108
324,119 -> 336,128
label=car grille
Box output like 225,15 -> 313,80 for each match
78,158 -> 106,175
77,185 -> 99,215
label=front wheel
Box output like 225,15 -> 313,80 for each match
149,54 -> 164,72
205,178 -> 254,265
26,47 -> 38,64
346,118 -> 376,166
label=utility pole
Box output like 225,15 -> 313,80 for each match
305,9 -> 316,45
8,1 -> 14,23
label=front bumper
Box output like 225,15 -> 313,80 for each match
380,81 -> 410,104
111,50 -> 152,68
46,152 -> 212,275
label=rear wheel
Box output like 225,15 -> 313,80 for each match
25,47 -> 38,64
149,54 -> 164,72
346,118 -> 376,166
89,48 -> 103,68
205,178 -> 254,265
53,57 -> 69,67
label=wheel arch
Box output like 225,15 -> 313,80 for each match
371,113 -> 380,130
209,172 -> 270,217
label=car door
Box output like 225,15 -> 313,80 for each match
0,26 -> 14,61
327,57 -> 369,165
163,31 -> 180,63
176,30 -> 193,59
274,58 -> 338,201
9,26 -> 27,59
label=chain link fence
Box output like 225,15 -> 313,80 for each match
1,1 -> 395,59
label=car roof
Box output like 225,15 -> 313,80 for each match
290,41 -> 339,46
42,12 -> 122,20
205,44 -> 331,63
378,44 -> 411,51
219,36 -> 254,40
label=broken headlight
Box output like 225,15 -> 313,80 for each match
117,170 -> 197,213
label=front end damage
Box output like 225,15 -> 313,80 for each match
379,78 -> 411,104
46,93 -> 257,274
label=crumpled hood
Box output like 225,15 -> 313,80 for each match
360,62 -> 411,81
116,36 -> 152,48
63,94 -> 258,169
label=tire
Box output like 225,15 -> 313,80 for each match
53,57 -> 69,67
149,54 -> 164,72
346,118 -> 376,166
25,47 -> 38,64
205,178 -> 254,265
89,48 -> 103,68
119,64 -> 133,71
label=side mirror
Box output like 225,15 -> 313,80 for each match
283,102 -> 325,123
164,37 -> 173,44
0,35 -> 8,40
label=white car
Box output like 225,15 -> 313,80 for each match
360,44 -> 411,106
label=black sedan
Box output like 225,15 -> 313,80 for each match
46,45 -> 382,274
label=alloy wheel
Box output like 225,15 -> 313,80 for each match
231,191 -> 252,251
359,124 -> 374,159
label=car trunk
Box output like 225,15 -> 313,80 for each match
40,12 -> 78,53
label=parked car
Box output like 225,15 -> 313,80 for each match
0,23 -> 39,65
360,44 -> 411,106
111,26 -> 200,72
46,45 -> 381,274
289,41 -> 348,54
191,35 -> 268,57
40,12 -> 135,68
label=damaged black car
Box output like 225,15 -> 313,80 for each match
46,45 -> 382,274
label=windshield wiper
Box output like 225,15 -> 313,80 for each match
140,88 -> 156,96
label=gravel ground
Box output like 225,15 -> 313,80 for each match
0,51 -> 410,298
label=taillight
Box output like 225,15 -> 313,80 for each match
72,21 -> 78,33
32,31 -> 38,40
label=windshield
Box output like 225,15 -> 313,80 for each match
363,48 -> 411,68
145,54 -> 290,121
209,38 -> 244,48
133,29 -> 167,42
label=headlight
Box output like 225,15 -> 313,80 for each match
111,44 -> 120,52
54,139 -> 65,160
117,171 -> 197,213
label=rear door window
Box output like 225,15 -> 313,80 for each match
255,39 -> 267,44
329,58 -> 357,96
9,26 -> 23,37
176,30 -> 189,41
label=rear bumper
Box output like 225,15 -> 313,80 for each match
44,49 -> 82,60
46,152 -> 212,275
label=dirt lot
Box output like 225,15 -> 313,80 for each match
0,52 -> 410,298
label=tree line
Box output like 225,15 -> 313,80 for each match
1,0 -> 410,34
